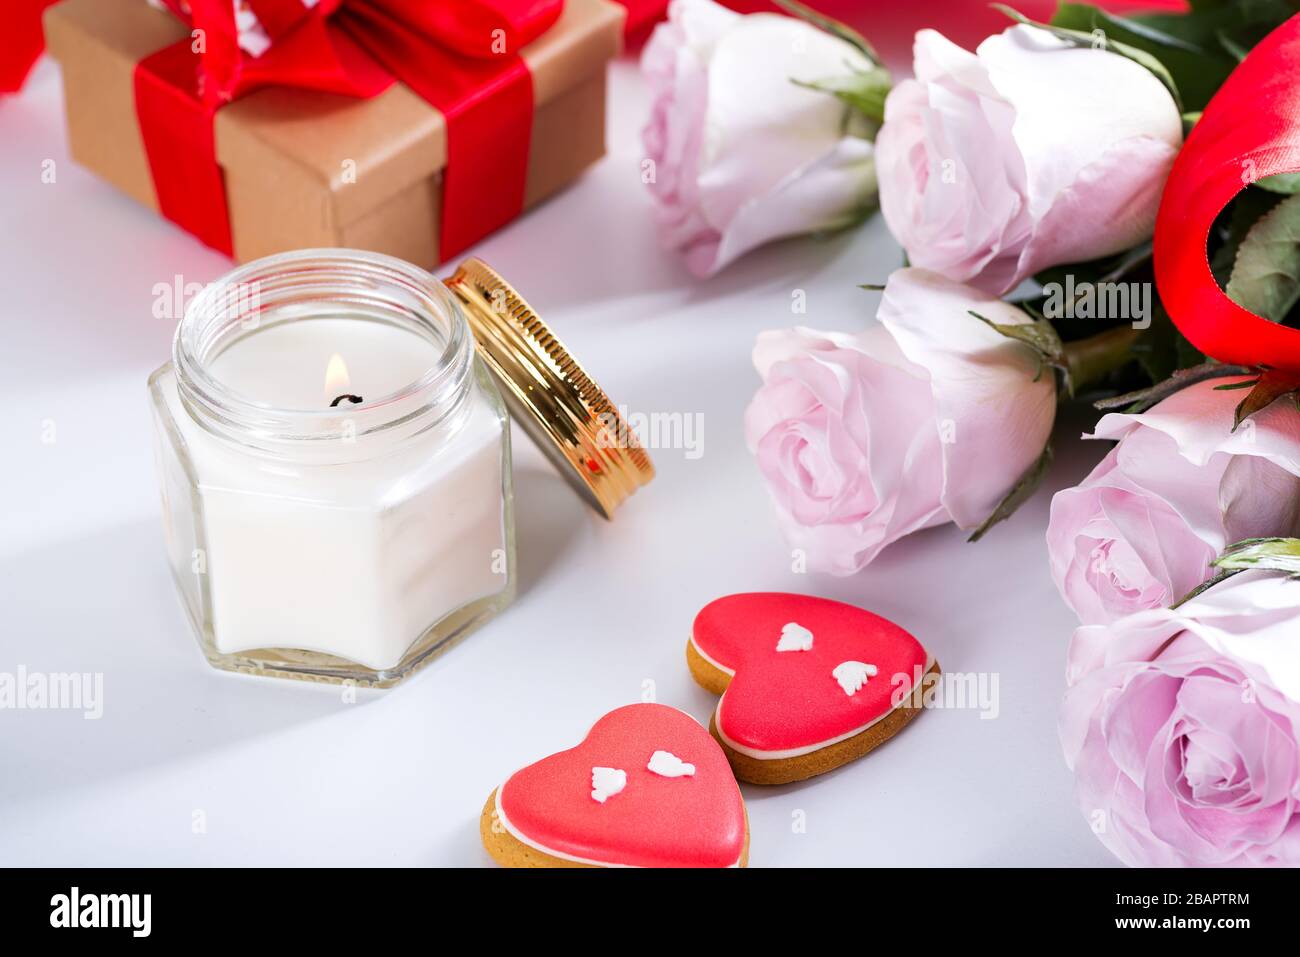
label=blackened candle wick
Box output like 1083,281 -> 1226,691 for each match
329,394 -> 364,408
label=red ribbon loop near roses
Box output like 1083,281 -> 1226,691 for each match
133,0 -> 561,258
1153,14 -> 1300,372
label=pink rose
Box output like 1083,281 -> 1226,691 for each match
1047,379 -> 1300,625
1062,570 -> 1300,867
875,25 -> 1182,294
744,267 -> 1055,575
641,0 -> 878,277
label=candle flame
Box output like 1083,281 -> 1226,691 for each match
324,353 -> 350,402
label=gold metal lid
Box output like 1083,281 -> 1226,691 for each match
443,258 -> 654,519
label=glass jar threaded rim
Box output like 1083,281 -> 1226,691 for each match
174,249 -> 475,459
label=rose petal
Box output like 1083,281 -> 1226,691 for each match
876,268 -> 1055,527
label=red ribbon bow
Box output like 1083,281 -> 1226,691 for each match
152,0 -> 560,105
134,0 -> 563,258
1154,14 -> 1300,372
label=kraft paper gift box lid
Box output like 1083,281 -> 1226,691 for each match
44,0 -> 624,267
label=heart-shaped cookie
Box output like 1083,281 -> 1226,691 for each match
688,593 -> 937,785
481,703 -> 748,868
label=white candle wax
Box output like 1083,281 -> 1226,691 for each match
209,318 -> 441,408
155,316 -> 510,673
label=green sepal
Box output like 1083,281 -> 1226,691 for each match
967,445 -> 1054,543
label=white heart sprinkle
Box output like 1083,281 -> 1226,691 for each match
833,660 -> 878,697
776,622 -> 814,652
590,767 -> 627,803
647,750 -> 695,778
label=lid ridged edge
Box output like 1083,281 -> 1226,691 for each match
444,258 -> 654,518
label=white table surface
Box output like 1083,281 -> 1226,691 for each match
0,53 -> 1117,867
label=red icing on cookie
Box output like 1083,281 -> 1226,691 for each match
692,593 -> 929,753
497,703 -> 746,868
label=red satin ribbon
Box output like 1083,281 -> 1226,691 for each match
341,2 -> 534,259
1,0 -> 61,93
133,0 -> 557,259
1154,14 -> 1300,371
134,41 -> 238,254
618,0 -> 666,39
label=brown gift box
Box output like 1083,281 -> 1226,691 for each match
44,0 -> 624,268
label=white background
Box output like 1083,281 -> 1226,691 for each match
0,53 -> 1116,866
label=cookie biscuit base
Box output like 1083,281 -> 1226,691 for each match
687,640 -> 939,785
481,789 -> 751,868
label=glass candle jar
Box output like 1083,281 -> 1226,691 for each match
149,250 -> 649,688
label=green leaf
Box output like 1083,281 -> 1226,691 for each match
968,445 -> 1053,543
1221,0 -> 1299,27
1057,4 -> 1209,54
1225,192 -> 1300,323
1214,537 -> 1300,574
793,66 -> 892,126
1175,0 -> 1295,27
997,4 -> 1183,112
1210,187 -> 1284,289
1257,172 -> 1300,195
1216,29 -> 1250,61
1172,520 -> 1300,611
1155,2 -> 1298,93
1212,377 -> 1260,391
772,0 -> 881,65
